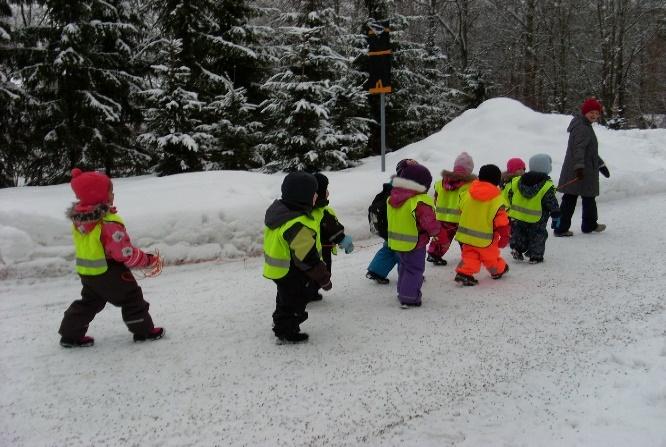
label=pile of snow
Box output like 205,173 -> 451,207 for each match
1,98 -> 665,279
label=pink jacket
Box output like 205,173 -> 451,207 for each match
389,182 -> 440,248
69,204 -> 153,269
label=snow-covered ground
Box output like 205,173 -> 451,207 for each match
1,98 -> 666,446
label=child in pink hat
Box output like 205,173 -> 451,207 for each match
58,168 -> 164,348
427,152 -> 476,266
501,157 -> 526,203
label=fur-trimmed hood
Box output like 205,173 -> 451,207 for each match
440,170 -> 477,191
389,176 -> 428,208
67,202 -> 114,234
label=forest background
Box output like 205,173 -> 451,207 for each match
1,0 -> 664,187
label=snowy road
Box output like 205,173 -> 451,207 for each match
2,193 -> 666,446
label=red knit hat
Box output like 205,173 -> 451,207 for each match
506,158 -> 526,174
580,98 -> 602,115
70,168 -> 112,206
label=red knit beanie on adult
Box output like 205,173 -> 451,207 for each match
580,98 -> 603,115
70,168 -> 112,206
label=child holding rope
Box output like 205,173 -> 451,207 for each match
58,168 -> 164,348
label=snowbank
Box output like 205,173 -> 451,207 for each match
2,98 -> 665,278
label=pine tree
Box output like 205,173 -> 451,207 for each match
388,13 -> 463,149
259,4 -> 368,172
13,0 -> 148,184
139,0 -> 263,174
0,0 -> 22,187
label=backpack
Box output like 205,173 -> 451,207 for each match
368,184 -> 391,240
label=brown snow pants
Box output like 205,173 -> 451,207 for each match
58,261 -> 155,339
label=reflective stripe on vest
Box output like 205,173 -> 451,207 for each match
507,177 -> 554,223
434,181 -> 470,223
311,205 -> 338,255
387,193 -> 435,252
455,192 -> 504,248
263,214 -> 322,280
72,213 -> 124,276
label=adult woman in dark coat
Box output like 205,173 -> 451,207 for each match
554,98 -> 610,236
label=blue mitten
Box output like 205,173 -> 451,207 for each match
551,217 -> 561,230
338,235 -> 354,254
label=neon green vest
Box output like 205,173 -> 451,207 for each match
311,205 -> 338,255
263,214 -> 322,280
434,181 -> 471,223
507,177 -> 554,223
455,192 -> 505,248
72,213 -> 124,276
387,194 -> 435,252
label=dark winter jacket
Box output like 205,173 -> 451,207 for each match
317,207 -> 346,247
509,172 -> 561,224
264,199 -> 331,287
558,114 -> 605,197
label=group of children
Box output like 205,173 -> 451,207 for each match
58,155 -> 560,347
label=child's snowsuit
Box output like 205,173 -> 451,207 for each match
506,172 -> 560,260
387,175 -> 440,305
428,171 -> 475,259
59,204 -> 158,340
263,174 -> 331,337
455,180 -> 510,277
367,182 -> 400,279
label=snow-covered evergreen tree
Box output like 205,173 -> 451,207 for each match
259,4 -> 369,172
388,14 -> 463,149
13,0 -> 148,184
139,0 -> 263,174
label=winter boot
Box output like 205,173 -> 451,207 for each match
511,249 -> 524,261
427,255 -> 447,266
276,332 -> 309,344
592,224 -> 606,233
133,327 -> 165,342
400,302 -> 422,309
60,335 -> 95,348
491,264 -> 509,279
454,273 -> 478,286
366,271 -> 389,284
528,257 -> 543,264
554,230 -> 573,237
308,293 -> 323,302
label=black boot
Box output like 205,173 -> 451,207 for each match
454,273 -> 478,286
276,332 -> 309,343
366,271 -> 389,284
491,264 -> 509,279
427,255 -> 447,266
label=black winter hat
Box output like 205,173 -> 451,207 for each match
313,172 -> 329,207
478,164 -> 502,186
314,172 -> 329,198
281,172 -> 318,207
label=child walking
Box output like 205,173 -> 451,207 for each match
307,172 -> 354,301
427,152 -> 476,266
263,172 -> 332,343
501,157 -> 526,204
454,164 -> 510,286
506,154 -> 560,263
387,163 -> 440,307
366,159 -> 418,284
58,169 -> 164,348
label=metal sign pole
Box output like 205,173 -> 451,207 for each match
380,93 -> 386,172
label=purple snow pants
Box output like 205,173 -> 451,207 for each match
397,246 -> 426,305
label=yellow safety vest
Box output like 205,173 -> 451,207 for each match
387,194 -> 435,252
72,213 -> 124,276
455,192 -> 505,248
434,180 -> 471,223
311,205 -> 338,255
507,177 -> 554,223
263,214 -> 322,280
